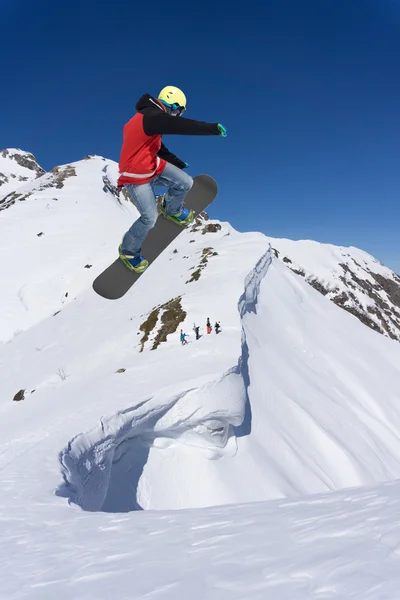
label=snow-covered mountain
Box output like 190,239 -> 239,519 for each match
0,148 -> 45,204
0,153 -> 132,342
1,149 -> 400,597
271,239 -> 400,342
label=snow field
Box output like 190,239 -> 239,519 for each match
1,153 -> 400,597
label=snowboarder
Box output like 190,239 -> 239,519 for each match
180,329 -> 189,345
215,321 -> 221,334
117,86 -> 227,273
193,325 -> 201,340
206,317 -> 212,334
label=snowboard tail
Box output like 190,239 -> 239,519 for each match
92,174 -> 218,300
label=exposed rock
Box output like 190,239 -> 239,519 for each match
187,268 -> 202,283
186,247 -> 218,284
202,223 -> 222,235
190,211 -> 210,232
13,389 -> 25,402
276,245 -> 400,342
12,152 -> 45,177
307,278 -> 329,296
0,190 -> 32,211
151,298 -> 187,350
371,273 -> 400,310
332,291 -> 349,307
50,164 -> 76,189
138,297 -> 187,351
340,305 -> 383,335
1,149 -> 45,178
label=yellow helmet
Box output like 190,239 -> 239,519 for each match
158,86 -> 187,113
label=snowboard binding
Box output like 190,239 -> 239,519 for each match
160,199 -> 195,226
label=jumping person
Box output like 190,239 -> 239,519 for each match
117,86 -> 227,272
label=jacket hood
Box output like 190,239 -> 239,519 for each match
135,94 -> 165,113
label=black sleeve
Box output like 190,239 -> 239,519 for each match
157,143 -> 186,169
143,113 -> 219,136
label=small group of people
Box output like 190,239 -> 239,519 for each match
205,318 -> 221,335
179,318 -> 222,345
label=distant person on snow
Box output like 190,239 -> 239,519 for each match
102,167 -> 121,199
206,317 -> 212,334
116,86 -> 227,273
215,321 -> 221,334
193,325 -> 201,340
180,330 -> 189,345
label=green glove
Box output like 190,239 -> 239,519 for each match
217,124 -> 227,137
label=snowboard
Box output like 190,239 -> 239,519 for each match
92,174 -> 218,300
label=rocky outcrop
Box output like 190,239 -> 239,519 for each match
0,149 -> 46,207
0,159 -> 76,212
1,149 -> 45,177
273,242 -> 400,342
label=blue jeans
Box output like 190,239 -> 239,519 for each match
121,162 -> 193,257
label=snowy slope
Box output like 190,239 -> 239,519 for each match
0,154 -> 137,342
0,148 -> 45,201
1,151 -> 400,596
272,238 -> 400,341
2,476 -> 400,599
1,169 -> 400,510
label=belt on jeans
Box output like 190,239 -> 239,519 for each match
121,157 -> 160,180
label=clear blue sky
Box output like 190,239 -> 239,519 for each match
1,0 -> 399,272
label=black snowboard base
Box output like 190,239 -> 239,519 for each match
92,174 -> 218,300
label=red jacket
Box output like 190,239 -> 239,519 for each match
118,94 -> 220,187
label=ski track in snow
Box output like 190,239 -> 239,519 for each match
57,247 -> 273,512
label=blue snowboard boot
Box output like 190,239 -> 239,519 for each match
160,199 -> 195,226
118,245 -> 148,273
